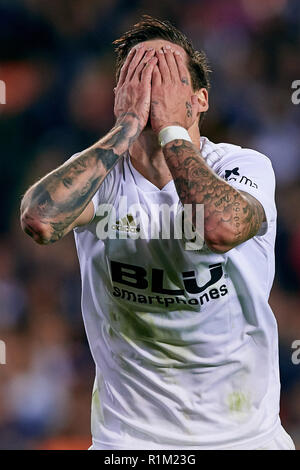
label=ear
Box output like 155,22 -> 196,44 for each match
193,88 -> 209,115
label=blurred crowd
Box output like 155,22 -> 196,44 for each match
0,0 -> 300,450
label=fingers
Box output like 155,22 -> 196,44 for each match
126,46 -> 149,82
141,56 -> 158,84
156,48 -> 190,88
134,48 -> 156,81
156,48 -> 171,83
117,46 -> 157,91
174,51 -> 190,87
118,47 -> 138,87
152,64 -> 161,87
117,45 -> 146,87
118,45 -> 189,89
162,45 -> 180,82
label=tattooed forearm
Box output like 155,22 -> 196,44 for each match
163,139 -> 265,252
21,113 -> 140,244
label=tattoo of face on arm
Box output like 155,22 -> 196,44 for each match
22,112 -> 141,243
163,139 -> 265,248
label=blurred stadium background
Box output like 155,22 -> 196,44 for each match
0,0 -> 300,450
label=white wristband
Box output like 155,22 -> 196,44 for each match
158,126 -> 192,147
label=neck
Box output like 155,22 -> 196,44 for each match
129,124 -> 201,190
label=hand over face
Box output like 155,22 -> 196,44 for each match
150,46 -> 200,134
114,45 -> 157,135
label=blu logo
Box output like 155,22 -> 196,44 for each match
110,260 -> 223,295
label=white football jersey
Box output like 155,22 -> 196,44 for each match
73,136 -> 284,449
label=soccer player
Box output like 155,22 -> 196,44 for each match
20,17 -> 295,450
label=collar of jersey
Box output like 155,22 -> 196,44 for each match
126,154 -> 176,193
126,136 -> 221,192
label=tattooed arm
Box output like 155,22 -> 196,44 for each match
20,116 -> 140,244
21,45 -> 157,245
150,47 -> 264,252
163,139 -> 265,253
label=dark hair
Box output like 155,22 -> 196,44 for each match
113,15 -> 211,126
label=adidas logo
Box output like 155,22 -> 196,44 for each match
111,214 -> 140,233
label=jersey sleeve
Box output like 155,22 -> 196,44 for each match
216,150 -> 276,237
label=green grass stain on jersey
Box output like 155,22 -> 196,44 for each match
91,382 -> 105,425
227,391 -> 251,413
